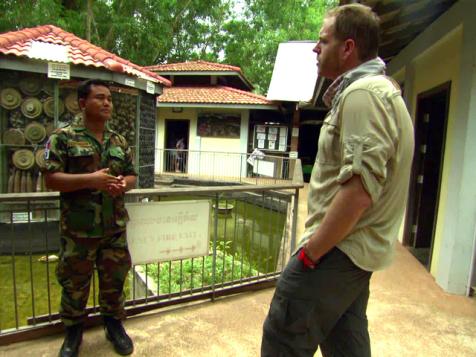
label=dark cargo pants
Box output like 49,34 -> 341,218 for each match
261,248 -> 372,357
56,231 -> 132,326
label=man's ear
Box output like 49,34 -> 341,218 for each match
342,39 -> 356,60
78,98 -> 86,111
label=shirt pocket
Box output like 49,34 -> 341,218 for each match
67,145 -> 97,173
316,113 -> 341,165
108,146 -> 125,176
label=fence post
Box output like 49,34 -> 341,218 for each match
211,193 -> 219,301
290,188 -> 300,252
240,154 -> 243,183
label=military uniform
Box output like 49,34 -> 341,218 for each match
45,115 -> 137,326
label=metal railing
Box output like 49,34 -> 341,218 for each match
0,167 -> 303,345
155,149 -> 295,185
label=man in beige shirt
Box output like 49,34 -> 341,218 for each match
261,4 -> 414,357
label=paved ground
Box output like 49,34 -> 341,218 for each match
1,184 -> 476,356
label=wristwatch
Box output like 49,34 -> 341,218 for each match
298,244 -> 319,269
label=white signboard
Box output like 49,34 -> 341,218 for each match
48,62 -> 70,79
126,200 -> 210,264
289,151 -> 298,159
125,78 -> 135,87
146,81 -> 155,94
252,160 -> 275,177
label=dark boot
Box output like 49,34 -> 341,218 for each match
59,324 -> 83,357
104,317 -> 134,355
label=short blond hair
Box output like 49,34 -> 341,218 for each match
327,4 -> 380,61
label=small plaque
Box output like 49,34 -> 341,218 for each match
48,62 -> 70,79
146,81 -> 155,94
289,151 -> 298,159
125,78 -> 135,87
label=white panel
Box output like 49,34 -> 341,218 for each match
29,41 -> 69,63
126,200 -> 210,264
267,42 -> 318,102
252,160 -> 275,177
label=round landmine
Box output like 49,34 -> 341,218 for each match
3,128 -> 25,146
12,149 -> 35,170
65,92 -> 80,114
35,148 -> 47,169
25,121 -> 47,144
0,88 -> 22,110
19,77 -> 42,96
43,97 -> 65,118
21,97 -> 43,118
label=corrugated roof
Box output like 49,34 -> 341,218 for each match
146,60 -> 241,73
0,25 -> 171,86
158,86 -> 273,105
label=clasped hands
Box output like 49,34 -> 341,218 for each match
91,168 -> 126,197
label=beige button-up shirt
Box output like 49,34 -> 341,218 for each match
299,75 -> 414,271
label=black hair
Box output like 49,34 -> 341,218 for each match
77,79 -> 110,102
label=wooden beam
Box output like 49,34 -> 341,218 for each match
379,34 -> 417,59
380,0 -> 455,31
381,21 -> 433,44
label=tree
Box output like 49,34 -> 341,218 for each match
0,0 -> 336,93
223,0 -> 337,93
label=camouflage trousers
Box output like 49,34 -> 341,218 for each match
56,231 -> 132,326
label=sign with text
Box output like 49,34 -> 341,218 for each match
126,200 -> 210,264
146,81 -> 155,94
48,62 -> 70,79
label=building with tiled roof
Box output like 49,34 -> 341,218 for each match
158,86 -> 273,107
0,25 -> 171,88
147,60 -> 290,177
0,25 -> 169,190
146,60 -> 250,90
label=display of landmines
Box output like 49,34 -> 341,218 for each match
0,71 -> 138,194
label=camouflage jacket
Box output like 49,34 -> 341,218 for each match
44,115 -> 137,238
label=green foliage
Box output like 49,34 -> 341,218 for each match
0,0 -> 337,97
145,245 -> 258,295
0,254 -> 125,330
223,0 -> 337,92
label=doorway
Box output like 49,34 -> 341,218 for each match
298,121 -> 322,182
164,119 -> 189,173
404,82 -> 451,269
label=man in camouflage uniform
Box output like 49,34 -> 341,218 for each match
44,79 -> 136,357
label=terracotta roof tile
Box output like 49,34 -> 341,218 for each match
0,25 -> 171,86
146,60 -> 242,73
158,86 -> 274,106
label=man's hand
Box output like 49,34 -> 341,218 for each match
304,175 -> 372,263
106,175 -> 127,197
90,168 -> 121,191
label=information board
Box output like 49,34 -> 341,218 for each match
126,200 -> 210,264
253,125 -> 288,152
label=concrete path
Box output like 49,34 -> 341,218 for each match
1,184 -> 476,356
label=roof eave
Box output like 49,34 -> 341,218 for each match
157,102 -> 278,110
0,55 -> 165,94
150,70 -> 253,91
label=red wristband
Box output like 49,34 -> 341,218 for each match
298,248 -> 316,269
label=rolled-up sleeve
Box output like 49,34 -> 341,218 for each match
118,136 -> 137,177
337,89 -> 397,203
44,133 -> 67,173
